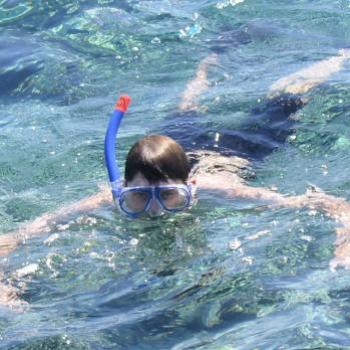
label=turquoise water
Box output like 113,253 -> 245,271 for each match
2,0 -> 350,348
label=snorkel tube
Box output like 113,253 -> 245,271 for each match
104,95 -> 131,198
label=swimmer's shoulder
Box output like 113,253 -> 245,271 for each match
187,150 -> 252,190
187,150 -> 251,176
94,183 -> 114,206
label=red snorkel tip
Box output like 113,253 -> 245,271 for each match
115,95 -> 131,112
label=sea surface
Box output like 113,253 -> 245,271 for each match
1,0 -> 350,349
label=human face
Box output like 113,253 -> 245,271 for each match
115,173 -> 195,218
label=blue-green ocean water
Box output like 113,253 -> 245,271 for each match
2,0 -> 350,349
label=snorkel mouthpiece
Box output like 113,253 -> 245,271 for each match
104,95 -> 131,198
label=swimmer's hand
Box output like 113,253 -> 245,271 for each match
329,225 -> 350,271
304,189 -> 350,271
0,271 -> 28,311
115,95 -> 131,112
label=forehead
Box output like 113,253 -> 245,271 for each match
126,172 -> 183,187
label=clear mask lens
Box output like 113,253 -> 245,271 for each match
158,187 -> 189,210
120,189 -> 150,214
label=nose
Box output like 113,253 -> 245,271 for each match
147,198 -> 163,217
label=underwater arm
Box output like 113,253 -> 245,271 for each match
268,49 -> 350,97
0,188 -> 113,308
0,186 -> 113,258
235,185 -> 350,270
303,191 -> 350,270
198,174 -> 350,270
0,270 -> 27,309
179,53 -> 218,111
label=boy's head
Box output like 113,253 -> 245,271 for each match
125,135 -> 191,186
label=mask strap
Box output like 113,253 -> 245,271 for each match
104,95 -> 131,189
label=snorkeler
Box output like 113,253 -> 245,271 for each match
1,49 -> 350,306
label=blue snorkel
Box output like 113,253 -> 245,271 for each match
104,94 -> 194,219
104,95 -> 131,199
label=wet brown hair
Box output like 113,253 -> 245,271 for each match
125,135 -> 191,184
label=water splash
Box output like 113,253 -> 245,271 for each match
215,0 -> 245,10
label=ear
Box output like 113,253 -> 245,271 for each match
188,177 -> 197,185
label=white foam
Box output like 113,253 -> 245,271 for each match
216,0 -> 245,10
15,263 -> 39,278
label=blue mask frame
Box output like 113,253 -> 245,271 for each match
113,184 -> 193,218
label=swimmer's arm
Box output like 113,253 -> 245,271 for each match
197,175 -> 305,208
179,53 -> 218,111
0,186 -> 113,258
198,175 -> 350,270
268,49 -> 350,97
234,185 -> 350,271
0,271 -> 25,309
301,191 -> 350,270
196,170 -> 299,207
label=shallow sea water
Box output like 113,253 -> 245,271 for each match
1,0 -> 350,349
